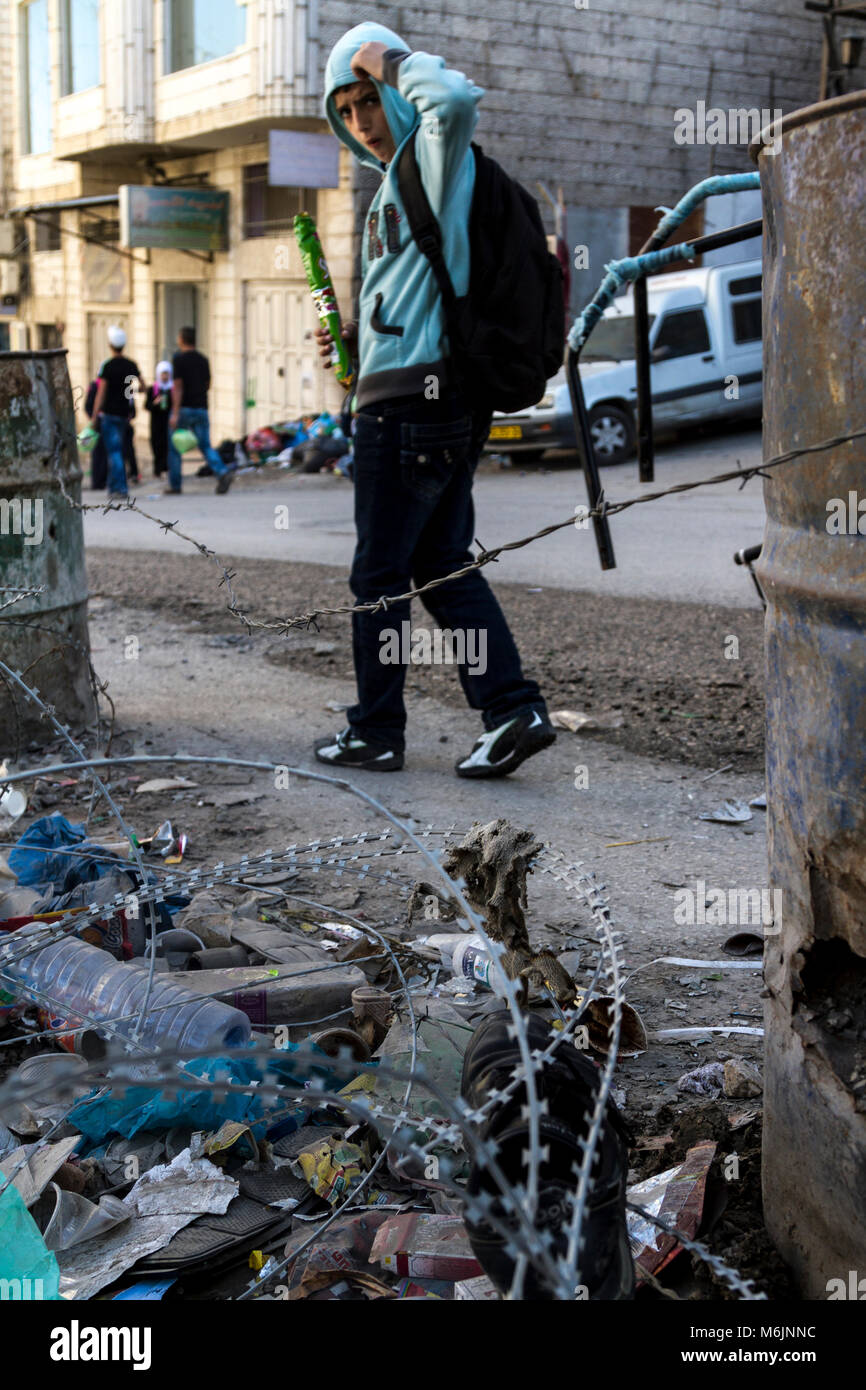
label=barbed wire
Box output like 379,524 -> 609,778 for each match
0,389 -> 792,1300
0,653 -> 556,1297
0,587 -> 45,615
0,659 -> 161,1034
627,1202 -> 768,1301
52,414 -> 866,635
0,659 -> 769,1299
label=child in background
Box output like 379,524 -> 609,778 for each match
145,360 -> 173,479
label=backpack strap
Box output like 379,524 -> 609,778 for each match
396,128 -> 459,314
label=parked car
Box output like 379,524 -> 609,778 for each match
485,260 -> 762,465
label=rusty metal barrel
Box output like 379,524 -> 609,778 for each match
755,93 -> 866,1296
0,348 -> 95,750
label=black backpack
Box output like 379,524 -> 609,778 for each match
397,131 -> 565,414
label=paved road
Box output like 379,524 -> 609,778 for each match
83,424 -> 766,607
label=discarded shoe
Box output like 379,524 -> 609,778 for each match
456,709 -> 555,779
315,728 -> 404,772
460,1012 -> 634,1300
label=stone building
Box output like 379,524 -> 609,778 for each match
0,0 -> 854,451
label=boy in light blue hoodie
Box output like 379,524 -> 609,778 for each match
314,21 -> 554,778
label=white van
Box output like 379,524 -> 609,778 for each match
485,259 -> 762,465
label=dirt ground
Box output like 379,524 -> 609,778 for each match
0,535 -> 785,1300
86,547 -> 765,774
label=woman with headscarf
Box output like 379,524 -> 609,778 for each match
145,360 -> 173,478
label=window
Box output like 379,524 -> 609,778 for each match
652,308 -> 711,360
37,323 -> 64,348
582,313 -> 656,363
22,0 -> 52,155
728,275 -> 761,297
81,215 -> 120,244
242,164 -> 316,238
731,297 -> 762,344
61,0 -> 101,95
34,217 -> 61,252
0,324 -> 10,352
165,0 -> 246,73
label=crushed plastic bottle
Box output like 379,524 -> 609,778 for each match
0,926 -> 251,1057
415,933 -> 507,995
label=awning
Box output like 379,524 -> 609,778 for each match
5,193 -> 120,218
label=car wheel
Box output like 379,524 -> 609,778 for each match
588,405 -> 634,466
508,449 -> 545,466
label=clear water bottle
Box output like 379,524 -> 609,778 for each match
1,928 -> 251,1057
416,932 -> 506,994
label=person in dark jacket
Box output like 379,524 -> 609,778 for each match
84,378 -> 108,489
167,326 -> 235,494
124,404 -> 140,485
90,325 -> 144,497
144,361 -> 173,478
85,378 -> 139,488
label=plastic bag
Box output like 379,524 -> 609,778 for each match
69,1047 -> 334,1145
0,1182 -> 60,1299
170,428 -> 197,454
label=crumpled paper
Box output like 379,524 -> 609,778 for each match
295,1136 -> 389,1208
676,1061 -> 725,1097
132,1149 -> 237,1217
57,1148 -> 237,1299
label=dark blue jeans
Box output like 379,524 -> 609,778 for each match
347,388 -> 545,751
99,414 -> 130,495
166,406 -> 227,491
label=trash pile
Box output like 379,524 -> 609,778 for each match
207,410 -> 353,481
0,803 -> 769,1301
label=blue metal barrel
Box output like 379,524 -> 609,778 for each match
756,93 -> 866,1296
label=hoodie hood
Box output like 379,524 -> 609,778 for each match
324,22 -> 417,170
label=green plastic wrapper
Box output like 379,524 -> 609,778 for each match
294,211 -> 355,391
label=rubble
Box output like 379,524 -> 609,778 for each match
723,1056 -> 763,1099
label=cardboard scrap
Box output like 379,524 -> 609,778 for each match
455,1274 -> 499,1300
627,1139 -> 716,1284
370,1214 -> 483,1282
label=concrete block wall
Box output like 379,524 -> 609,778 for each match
316,0 -> 828,211
316,0 -> 844,316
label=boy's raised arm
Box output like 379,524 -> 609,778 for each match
353,39 -> 484,214
391,51 -> 484,211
